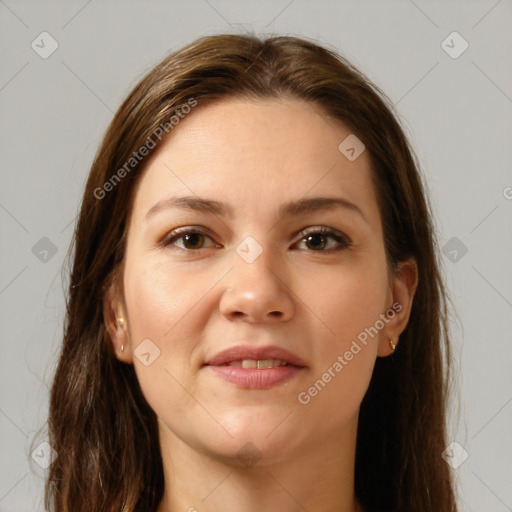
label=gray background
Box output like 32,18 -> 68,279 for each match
1,0 -> 511,510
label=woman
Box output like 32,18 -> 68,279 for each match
43,34 -> 458,511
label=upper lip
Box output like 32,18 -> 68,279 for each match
204,345 -> 307,367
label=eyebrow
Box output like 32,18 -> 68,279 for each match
145,195 -> 368,224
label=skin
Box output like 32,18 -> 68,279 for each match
104,97 -> 418,512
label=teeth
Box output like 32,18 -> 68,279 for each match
225,359 -> 289,369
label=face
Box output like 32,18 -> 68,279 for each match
106,97 -> 416,465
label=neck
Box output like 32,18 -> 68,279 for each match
156,415 -> 363,512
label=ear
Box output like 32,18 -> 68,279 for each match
103,274 -> 133,363
377,258 -> 419,357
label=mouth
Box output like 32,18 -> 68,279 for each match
204,344 -> 306,368
217,359 -> 291,369
204,345 -> 307,389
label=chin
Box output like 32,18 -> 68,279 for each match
199,411 -> 306,466
217,405 -> 290,436
203,435 -> 294,469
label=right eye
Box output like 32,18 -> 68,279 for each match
160,227 -> 221,252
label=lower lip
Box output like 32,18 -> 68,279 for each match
206,365 -> 304,389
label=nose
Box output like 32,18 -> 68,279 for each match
219,243 -> 295,324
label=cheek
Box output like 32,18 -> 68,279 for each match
298,258 -> 388,411
122,259 -> 210,423
124,258 -> 207,341
122,258 -> 204,393
308,258 -> 389,348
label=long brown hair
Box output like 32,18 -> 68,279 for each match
41,33 -> 459,511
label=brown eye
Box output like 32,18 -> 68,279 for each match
161,228 -> 219,251
294,227 -> 351,252
176,232 -> 205,250
304,233 -> 328,251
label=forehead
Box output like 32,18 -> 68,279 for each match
130,97 -> 380,228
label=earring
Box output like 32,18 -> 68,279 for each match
116,318 -> 126,355
389,338 -> 396,351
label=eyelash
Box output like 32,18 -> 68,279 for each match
160,226 -> 352,253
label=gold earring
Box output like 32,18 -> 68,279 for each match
116,317 -> 125,329
389,338 -> 396,351
120,344 -> 125,354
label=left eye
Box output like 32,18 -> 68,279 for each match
293,227 -> 351,252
